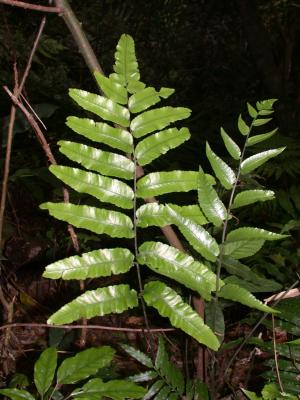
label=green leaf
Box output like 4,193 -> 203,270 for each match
205,301 -> 225,343
57,347 -> 115,385
69,89 -> 130,127
240,147 -> 285,175
138,241 -> 218,300
256,99 -> 277,110
242,389 -> 262,400
272,297 -> 300,326
206,142 -> 236,189
226,227 -> 288,242
40,203 -> 134,239
136,203 -> 170,227
223,239 -> 265,259
58,141 -> 134,180
128,371 -> 158,383
154,386 -> 172,400
155,337 -> 184,395
135,127 -> 190,166
66,117 -> 133,153
9,374 -> 29,389
34,347 -> 57,396
220,127 -> 241,160
247,103 -> 258,118
185,379 -> 194,400
222,257 -> 281,292
48,284 -> 138,325
131,107 -> 191,138
43,248 -> 134,280
166,205 -> 219,262
50,166 -> 133,209
126,79 -> 146,94
198,167 -> 227,227
0,389 -> 35,400
170,204 -> 208,225
144,381 -> 165,400
288,338 -> 300,345
121,344 -> 153,368
224,276 -> 280,293
158,87 -> 175,99
113,34 -> 140,85
262,316 -> 300,336
137,171 -> 215,198
246,128 -> 278,147
128,87 -> 174,114
219,283 -> 278,313
94,72 -> 128,104
194,381 -> 210,400
238,114 -> 249,135
252,118 -> 272,126
143,281 -> 220,350
261,383 -> 280,400
231,190 -> 275,209
136,203 -> 207,228
71,378 -> 146,400
259,110 -> 274,116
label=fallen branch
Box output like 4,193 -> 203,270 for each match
0,0 -> 61,13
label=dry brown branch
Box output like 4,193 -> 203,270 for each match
0,0 -> 61,13
3,86 -> 80,255
264,287 -> 300,303
0,322 -> 175,333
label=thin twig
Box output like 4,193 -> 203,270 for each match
0,322 -> 175,333
265,287 -> 300,303
0,17 -> 46,248
0,0 -> 61,13
4,86 -> 57,163
272,314 -> 284,392
3,86 -> 80,254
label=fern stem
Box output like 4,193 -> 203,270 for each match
215,118 -> 256,298
132,146 -> 155,359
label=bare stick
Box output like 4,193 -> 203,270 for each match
272,314 -> 284,392
0,0 -> 61,13
55,0 -> 103,78
265,287 -> 300,303
0,322 -> 175,333
4,87 -> 57,163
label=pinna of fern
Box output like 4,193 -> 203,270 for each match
40,34 -> 285,352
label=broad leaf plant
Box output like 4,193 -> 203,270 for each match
0,346 -> 146,400
41,34 -> 286,351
